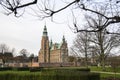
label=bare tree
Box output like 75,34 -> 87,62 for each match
70,5 -> 120,69
71,30 -> 91,67
19,49 -> 28,58
0,43 -> 9,53
85,10 -> 120,70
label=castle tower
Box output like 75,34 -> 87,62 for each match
61,35 -> 68,62
38,25 -> 50,63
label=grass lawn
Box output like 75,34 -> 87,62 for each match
89,66 -> 120,73
0,67 -> 119,80
0,68 -> 99,80
100,73 -> 120,78
46,66 -> 120,79
45,67 -> 120,80
100,73 -> 120,80
89,66 -> 120,80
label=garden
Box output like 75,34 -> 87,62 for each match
0,67 -> 99,80
0,67 -> 120,80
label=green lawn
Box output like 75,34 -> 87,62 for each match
0,67 -> 120,80
45,66 -> 120,80
0,68 -> 99,80
46,66 -> 120,79
89,66 -> 120,80
100,73 -> 120,78
89,66 -> 120,73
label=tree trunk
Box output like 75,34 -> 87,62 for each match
99,31 -> 105,70
101,54 -> 105,71
85,51 -> 88,68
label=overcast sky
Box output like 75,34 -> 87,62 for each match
0,12 -> 77,56
0,0 -> 87,56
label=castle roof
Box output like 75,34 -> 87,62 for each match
50,43 -> 61,50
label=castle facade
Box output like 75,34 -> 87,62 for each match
38,26 -> 68,63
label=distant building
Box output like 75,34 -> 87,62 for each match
38,25 -> 68,63
0,52 -> 13,62
0,52 -> 13,67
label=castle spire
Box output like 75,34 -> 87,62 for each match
62,35 -> 65,43
50,39 -> 53,48
43,25 -> 48,36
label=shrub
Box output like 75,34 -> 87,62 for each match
12,67 -> 30,71
41,68 -> 90,72
30,67 -> 43,72
73,68 -> 90,72
0,67 -> 12,71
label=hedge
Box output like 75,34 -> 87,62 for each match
0,69 -> 100,80
0,67 -> 12,71
0,67 -> 91,72
41,68 -> 90,72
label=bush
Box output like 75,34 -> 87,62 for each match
41,68 -> 90,72
30,67 -> 43,72
13,67 -> 30,71
0,67 -> 29,71
0,67 -> 12,71
73,68 -> 90,72
0,71 -> 41,80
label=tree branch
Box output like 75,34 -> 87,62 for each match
79,4 -> 109,19
16,0 -> 37,9
1,0 -> 37,16
46,0 -> 76,16
52,0 -> 76,15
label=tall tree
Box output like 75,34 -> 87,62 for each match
85,10 -> 120,70
71,31 -> 91,67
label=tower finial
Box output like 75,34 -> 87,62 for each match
43,25 -> 48,36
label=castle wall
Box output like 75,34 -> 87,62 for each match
39,49 -> 62,63
50,49 -> 61,63
38,50 -> 44,63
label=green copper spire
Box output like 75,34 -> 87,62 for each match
43,25 -> 48,36
50,39 -> 53,48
